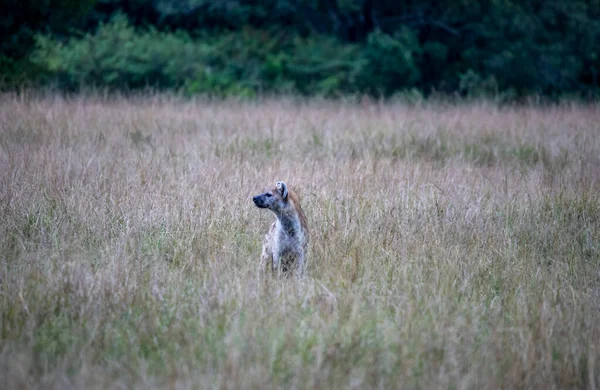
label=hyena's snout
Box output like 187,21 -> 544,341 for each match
253,194 -> 268,208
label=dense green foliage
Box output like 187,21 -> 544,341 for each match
2,0 -> 600,98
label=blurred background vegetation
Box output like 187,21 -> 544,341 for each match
1,0 -> 599,99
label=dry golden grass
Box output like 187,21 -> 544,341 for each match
1,93 -> 599,389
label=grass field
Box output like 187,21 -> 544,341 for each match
1,93 -> 599,389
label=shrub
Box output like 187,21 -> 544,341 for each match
282,35 -> 363,96
31,15 -> 366,96
32,14 -> 214,91
358,29 -> 421,96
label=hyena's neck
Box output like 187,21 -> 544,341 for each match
276,210 -> 302,237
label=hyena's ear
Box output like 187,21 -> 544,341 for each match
276,181 -> 288,200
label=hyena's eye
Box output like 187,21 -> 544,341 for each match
265,193 -> 273,198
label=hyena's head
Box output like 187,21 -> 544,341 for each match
253,181 -> 290,212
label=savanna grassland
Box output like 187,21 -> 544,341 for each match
0,93 -> 599,389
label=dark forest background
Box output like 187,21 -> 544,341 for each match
2,0 -> 599,99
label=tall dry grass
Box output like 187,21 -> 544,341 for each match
0,93 -> 599,389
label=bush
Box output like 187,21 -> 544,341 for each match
32,14 -> 212,91
27,1 -> 600,99
358,29 -> 421,96
5,0 -> 600,98
31,15 -> 367,96
282,36 -> 363,96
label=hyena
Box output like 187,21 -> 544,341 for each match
253,181 -> 309,277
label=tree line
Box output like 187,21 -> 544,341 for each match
2,0 -> 599,99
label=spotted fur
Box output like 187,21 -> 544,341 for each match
253,181 -> 309,278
